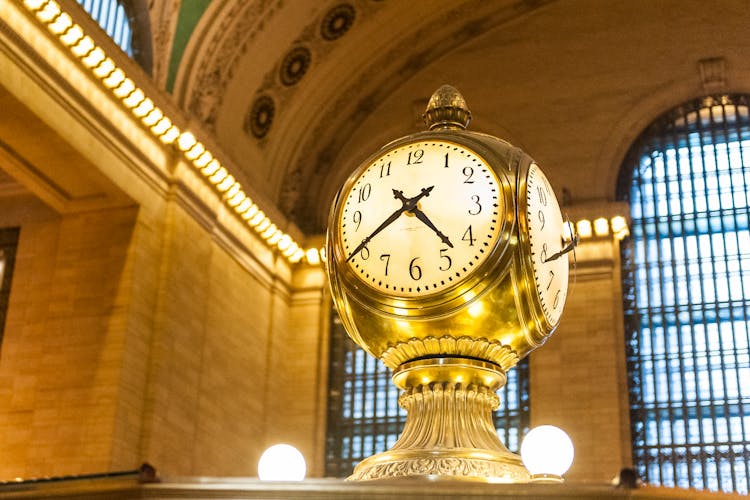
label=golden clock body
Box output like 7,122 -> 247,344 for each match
327,129 -> 566,372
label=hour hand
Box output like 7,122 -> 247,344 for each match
544,234 -> 579,262
411,207 -> 453,247
346,204 -> 406,262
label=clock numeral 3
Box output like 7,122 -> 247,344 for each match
468,195 -> 482,215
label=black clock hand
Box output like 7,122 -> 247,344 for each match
346,186 -> 435,262
393,190 -> 453,247
544,234 -> 579,262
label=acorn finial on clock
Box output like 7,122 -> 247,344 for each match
423,84 -> 472,130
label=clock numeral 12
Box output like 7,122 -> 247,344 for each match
407,149 -> 424,165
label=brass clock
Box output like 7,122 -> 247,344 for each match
326,85 -> 573,482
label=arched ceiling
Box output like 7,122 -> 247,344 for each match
166,0 -> 750,234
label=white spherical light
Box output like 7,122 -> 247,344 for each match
520,425 -> 574,481
258,444 -> 306,481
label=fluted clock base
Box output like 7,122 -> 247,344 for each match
348,358 -> 531,483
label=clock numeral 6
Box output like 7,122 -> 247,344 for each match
409,257 -> 422,280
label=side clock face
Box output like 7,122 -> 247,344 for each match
339,140 -> 503,298
525,163 -> 569,326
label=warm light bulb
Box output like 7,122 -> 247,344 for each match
576,219 -> 592,238
521,425 -> 574,481
258,444 -> 306,481
593,217 -> 609,236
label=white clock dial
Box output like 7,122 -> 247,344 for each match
525,163 -> 569,325
339,140 -> 503,297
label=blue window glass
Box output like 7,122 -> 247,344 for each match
325,309 -> 529,477
619,95 -> 750,494
77,0 -> 134,56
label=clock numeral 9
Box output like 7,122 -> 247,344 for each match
538,209 -> 545,230
352,210 -> 362,231
380,254 -> 390,275
409,257 -> 422,280
407,149 -> 424,165
358,183 -> 371,203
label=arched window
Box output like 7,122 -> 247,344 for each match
76,0 -> 152,73
619,95 -> 750,494
325,309 -> 529,477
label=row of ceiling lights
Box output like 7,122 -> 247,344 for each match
21,0 -> 311,263
19,0 -> 631,268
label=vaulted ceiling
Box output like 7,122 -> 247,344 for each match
158,0 -> 750,234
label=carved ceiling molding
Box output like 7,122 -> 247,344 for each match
148,0 -> 181,89
180,0 -> 285,130
246,0 -> 382,148
281,0 -> 557,232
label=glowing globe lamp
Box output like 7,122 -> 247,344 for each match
520,425 -> 574,482
258,444 -> 306,481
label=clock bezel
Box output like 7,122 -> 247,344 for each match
514,158 -> 569,339
327,131 -> 517,318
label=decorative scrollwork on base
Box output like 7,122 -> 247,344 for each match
350,456 -> 530,482
381,335 -> 519,370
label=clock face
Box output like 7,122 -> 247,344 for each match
339,140 -> 503,298
525,163 -> 569,325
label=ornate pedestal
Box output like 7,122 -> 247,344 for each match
349,358 -> 530,482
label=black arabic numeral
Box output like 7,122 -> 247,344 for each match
439,248 -> 452,271
380,161 -> 391,178
462,225 -> 476,246
407,149 -> 424,165
546,269 -> 554,291
380,254 -> 390,276
353,210 -> 362,231
360,245 -> 370,260
538,209 -> 545,230
553,289 -> 561,309
358,183 -> 371,203
462,166 -> 474,183
540,242 -> 548,263
409,257 -> 422,280
537,185 -> 547,206
444,152 -> 449,168
468,195 -> 482,215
